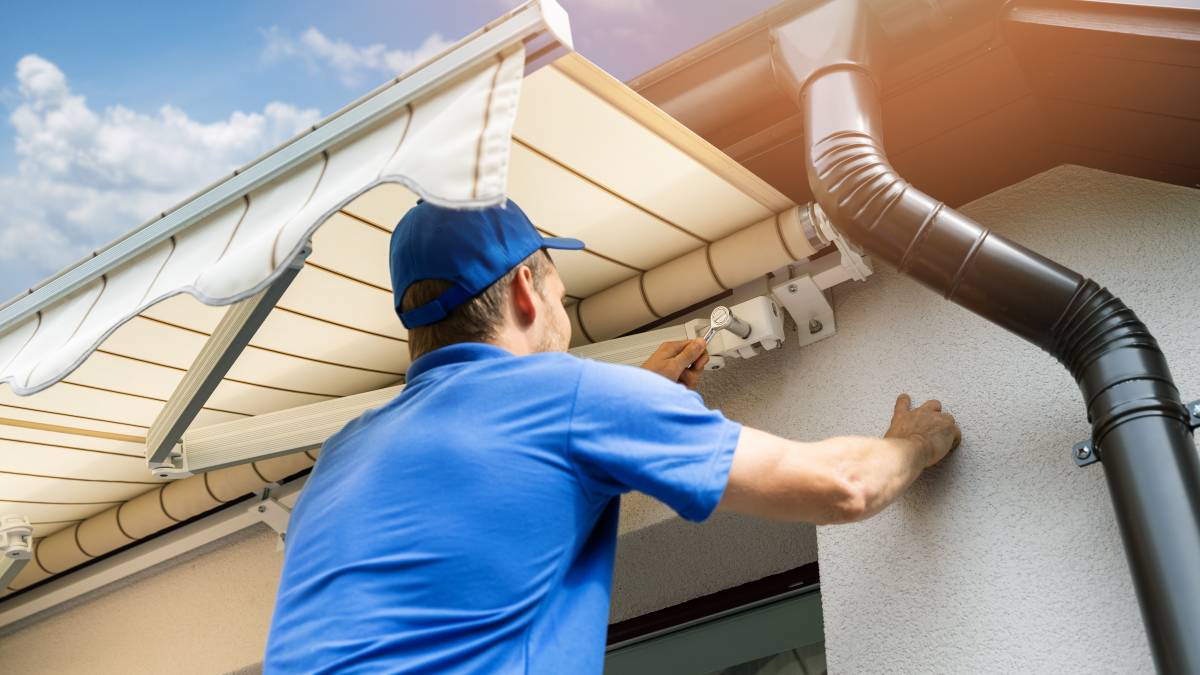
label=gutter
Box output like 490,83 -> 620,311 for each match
762,2 -> 1200,672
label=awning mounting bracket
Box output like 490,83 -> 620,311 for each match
250,484 -> 292,551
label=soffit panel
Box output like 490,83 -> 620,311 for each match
517,56 -> 780,241
279,265 -> 408,342
507,143 -> 703,270
0,405 -> 150,437
0,441 -> 160,484
0,474 -> 156,506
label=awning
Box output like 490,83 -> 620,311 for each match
0,0 -> 793,595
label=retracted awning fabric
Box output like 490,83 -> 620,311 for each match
0,47 -> 525,397
0,2 -> 793,598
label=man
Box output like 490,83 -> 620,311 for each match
264,199 -> 959,674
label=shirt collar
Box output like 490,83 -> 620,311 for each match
406,342 -> 514,383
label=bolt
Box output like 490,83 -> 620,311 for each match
1075,444 -> 1092,460
787,283 -> 798,294
808,318 -> 823,334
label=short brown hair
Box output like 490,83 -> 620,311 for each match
402,250 -> 552,360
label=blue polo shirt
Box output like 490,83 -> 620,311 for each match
264,343 -> 740,674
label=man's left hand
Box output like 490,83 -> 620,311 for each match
641,339 -> 708,389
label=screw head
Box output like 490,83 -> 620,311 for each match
808,318 -> 823,334
787,283 -> 798,293
1075,444 -> 1092,460
1191,403 -> 1200,415
257,505 -> 267,513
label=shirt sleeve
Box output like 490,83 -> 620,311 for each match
567,359 -> 741,522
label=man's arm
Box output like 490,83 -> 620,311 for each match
718,395 -> 960,524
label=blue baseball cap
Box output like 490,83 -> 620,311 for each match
390,199 -> 585,328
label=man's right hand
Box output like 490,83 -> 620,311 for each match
640,339 -> 708,389
884,393 -> 960,467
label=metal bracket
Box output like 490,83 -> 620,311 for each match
0,515 -> 32,560
1074,400 -> 1196,468
149,447 -> 192,480
683,295 -> 785,370
1073,439 -> 1100,468
771,275 -> 835,348
249,485 -> 292,551
808,203 -> 872,282
0,514 -> 33,588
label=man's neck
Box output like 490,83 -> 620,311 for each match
487,331 -> 533,357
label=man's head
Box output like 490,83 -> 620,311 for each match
390,199 -> 582,360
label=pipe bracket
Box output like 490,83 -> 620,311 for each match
1072,439 -> 1100,468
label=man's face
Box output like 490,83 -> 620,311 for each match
533,262 -> 571,353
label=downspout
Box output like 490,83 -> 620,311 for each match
769,2 -> 1200,673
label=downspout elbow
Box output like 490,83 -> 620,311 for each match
771,5 -> 1200,672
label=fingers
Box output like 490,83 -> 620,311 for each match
897,394 -> 943,413
680,368 -> 701,389
670,339 -> 707,369
680,348 -> 710,389
648,341 -> 679,361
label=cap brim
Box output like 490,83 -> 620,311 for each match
540,236 -> 586,251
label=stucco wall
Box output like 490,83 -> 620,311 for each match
0,525 -> 285,675
699,164 -> 1198,673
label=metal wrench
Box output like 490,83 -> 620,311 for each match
702,305 -> 751,345
692,306 -> 752,369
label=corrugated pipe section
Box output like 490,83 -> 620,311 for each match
772,3 -> 1200,672
1,450 -> 319,596
569,207 -> 819,346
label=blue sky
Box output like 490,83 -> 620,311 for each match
0,0 -> 777,300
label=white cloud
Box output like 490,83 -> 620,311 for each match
262,27 -> 453,88
0,55 -> 320,297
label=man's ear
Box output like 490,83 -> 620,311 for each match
509,265 -> 538,328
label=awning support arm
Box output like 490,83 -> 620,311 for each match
146,250 -> 309,476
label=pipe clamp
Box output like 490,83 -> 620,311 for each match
1072,439 -> 1100,468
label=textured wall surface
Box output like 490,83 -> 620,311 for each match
612,511 -> 817,622
0,525 -> 284,675
700,165 -> 1198,673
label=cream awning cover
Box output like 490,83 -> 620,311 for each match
0,47 -> 524,397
